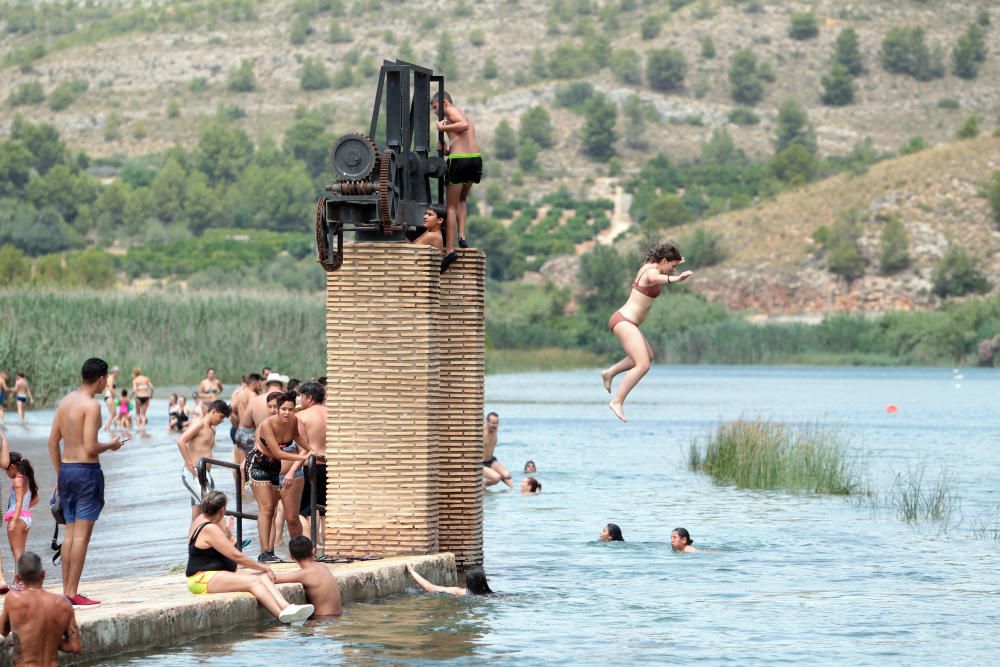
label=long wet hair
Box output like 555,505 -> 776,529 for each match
464,566 -> 493,595
8,453 -> 39,500
643,242 -> 682,265
673,527 -> 693,545
606,523 -> 624,542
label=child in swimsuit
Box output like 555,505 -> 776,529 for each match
117,389 -> 134,430
5,453 -> 40,569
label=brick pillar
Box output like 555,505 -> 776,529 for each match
323,243 -> 440,558
436,249 -> 486,567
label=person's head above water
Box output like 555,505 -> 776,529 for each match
463,565 -> 492,595
599,523 -> 624,542
524,460 -> 536,473
671,527 -> 694,551
520,477 -> 541,494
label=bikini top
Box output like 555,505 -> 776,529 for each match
631,268 -> 663,299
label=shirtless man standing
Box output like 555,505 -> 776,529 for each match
234,374 -> 284,468
47,357 -> 124,608
177,399 -> 231,518
296,381 -> 327,550
229,373 -> 262,471
275,536 -> 342,617
482,412 -> 512,488
0,552 -> 82,665
12,372 -> 33,426
432,91 -> 481,272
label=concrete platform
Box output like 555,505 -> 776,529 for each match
0,553 -> 456,665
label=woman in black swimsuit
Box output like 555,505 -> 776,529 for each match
600,243 -> 694,423
186,491 -> 314,623
244,392 -> 312,562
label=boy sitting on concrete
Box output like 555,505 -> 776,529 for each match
275,537 -> 342,617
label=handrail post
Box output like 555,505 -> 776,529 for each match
234,465 -> 243,551
196,456 -> 256,552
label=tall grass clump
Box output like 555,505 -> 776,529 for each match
689,418 -> 863,495
858,462 -> 959,528
0,289 -> 327,404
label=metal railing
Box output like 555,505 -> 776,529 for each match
197,456 -> 258,552
304,455 -> 326,548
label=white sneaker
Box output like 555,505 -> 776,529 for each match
278,603 -> 315,624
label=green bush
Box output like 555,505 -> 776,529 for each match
483,56 -> 498,79
493,120 -> 517,160
646,47 -> 688,91
332,65 -> 355,88
878,217 -> 910,275
788,12 -> 819,40
956,115 -> 979,139
328,19 -> 350,43
0,244 -> 30,283
952,33 -> 981,79
8,81 -> 45,106
226,59 -> 257,92
47,82 -> 77,111
937,98 -> 960,110
834,27 -> 864,76
469,28 -> 485,47
821,64 -> 856,106
554,82 -> 595,112
987,171 -> 1000,225
727,108 -> 760,125
640,15 -> 661,40
932,246 -> 990,298
774,100 -> 817,155
580,94 -> 617,160
188,77 -> 208,93
644,194 -> 692,230
880,26 -> 944,80
299,57 -> 331,90
289,13 -> 312,44
899,136 -> 927,155
519,106 -> 554,148
729,48 -> 765,105
517,137 -> 540,172
680,226 -> 727,268
436,32 -> 457,80
610,49 -> 642,84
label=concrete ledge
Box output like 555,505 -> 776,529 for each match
0,553 -> 455,666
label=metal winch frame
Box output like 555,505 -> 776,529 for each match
316,59 -> 448,271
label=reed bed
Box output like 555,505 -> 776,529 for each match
486,347 -> 602,374
855,462 -> 960,528
0,289 -> 327,404
689,418 -> 864,495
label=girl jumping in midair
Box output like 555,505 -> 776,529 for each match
601,242 -> 694,422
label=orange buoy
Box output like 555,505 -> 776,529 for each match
886,404 -> 898,414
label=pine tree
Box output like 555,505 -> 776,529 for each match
494,120 -> 517,160
834,27 -> 864,76
821,64 -> 856,106
436,33 -> 457,80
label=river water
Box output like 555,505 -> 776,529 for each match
5,366 -> 1000,665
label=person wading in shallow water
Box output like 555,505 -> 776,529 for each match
601,242 -> 694,423
406,563 -> 493,596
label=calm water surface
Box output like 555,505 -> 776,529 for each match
7,367 -> 1000,665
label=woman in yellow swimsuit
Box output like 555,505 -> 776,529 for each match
601,242 -> 693,423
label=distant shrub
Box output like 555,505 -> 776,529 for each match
932,246 -> 990,298
821,64 -> 856,106
788,12 -> 819,40
834,27 -> 864,76
519,106 -> 554,149
977,8 -> 990,27
47,82 -> 77,111
878,217 -> 910,275
611,49 -> 642,84
937,98 -> 960,110
8,81 -> 45,106
299,57 -> 331,91
469,28 -> 485,47
227,59 -> 257,92
640,16 -> 661,40
952,33 -> 980,79
899,136 -> 927,155
580,94 -> 617,160
826,223 -> 865,281
646,47 -> 688,91
103,112 -> 122,141
131,121 -> 148,140
483,56 -> 498,79
166,99 -> 181,118
727,108 -> 760,125
644,194 -> 692,230
729,48 -> 765,105
188,77 -> 209,93
880,26 -> 944,80
988,172 -> 1000,225
680,226 -> 727,268
700,35 -> 716,59
332,65 -> 354,89
517,137 -> 540,172
494,120 -> 517,160
554,81 -> 595,112
289,13 -> 312,44
328,19 -> 350,43
956,115 -> 979,140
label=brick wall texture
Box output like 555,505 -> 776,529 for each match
323,243 -> 485,564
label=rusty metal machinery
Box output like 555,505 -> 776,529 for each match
316,60 -> 448,271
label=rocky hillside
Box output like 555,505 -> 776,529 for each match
2,0 -> 999,315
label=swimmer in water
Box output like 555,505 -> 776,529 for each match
599,523 -> 624,542
671,527 -> 696,552
406,563 -> 493,596
601,242 -> 694,422
520,477 -> 541,494
523,460 -> 536,473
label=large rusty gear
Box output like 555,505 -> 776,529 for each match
378,149 -> 398,235
329,133 -> 378,181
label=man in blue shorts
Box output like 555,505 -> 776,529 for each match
47,358 -> 125,609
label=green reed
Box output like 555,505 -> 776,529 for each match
0,289 -> 327,404
485,347 -> 602,374
857,462 -> 960,527
689,417 -> 864,495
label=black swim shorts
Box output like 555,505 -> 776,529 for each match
447,154 -> 483,185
